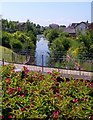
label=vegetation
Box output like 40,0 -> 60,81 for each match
1,64 -> 93,119
44,28 -> 93,71
1,19 -> 93,71
0,46 -> 26,63
0,19 -> 44,65
1,19 -> 43,54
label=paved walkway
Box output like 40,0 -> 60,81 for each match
1,61 -> 93,80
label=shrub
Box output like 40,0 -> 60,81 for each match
1,64 -> 93,119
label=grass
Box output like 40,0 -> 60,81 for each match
0,46 -> 27,64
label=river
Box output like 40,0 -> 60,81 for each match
35,35 -> 50,66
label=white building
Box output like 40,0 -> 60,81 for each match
75,22 -> 88,34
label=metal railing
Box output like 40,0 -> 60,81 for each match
1,49 -> 93,72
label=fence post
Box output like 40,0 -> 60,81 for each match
42,55 -> 44,73
2,58 -> 4,66
12,52 -> 13,63
14,54 -> 15,63
26,55 -> 27,62
22,56 -> 23,64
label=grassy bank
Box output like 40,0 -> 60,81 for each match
0,46 -> 26,64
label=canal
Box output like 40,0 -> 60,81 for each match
35,35 -> 50,66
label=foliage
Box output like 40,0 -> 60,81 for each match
44,29 -> 59,43
26,31 -> 37,45
2,31 -> 35,54
1,18 -> 42,51
2,19 -> 42,35
1,64 -> 93,119
2,32 -> 11,48
10,38 -> 23,50
48,36 -> 71,66
44,27 -> 93,71
13,31 -> 35,50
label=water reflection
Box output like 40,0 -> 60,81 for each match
35,35 -> 50,66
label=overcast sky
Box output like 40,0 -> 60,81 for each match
1,2 -> 91,26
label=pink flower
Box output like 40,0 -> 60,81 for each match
90,82 -> 93,88
26,106 -> 30,109
23,66 -> 29,74
18,95 -> 20,97
53,110 -> 59,119
22,94 -> 25,97
72,99 -> 78,103
81,97 -> 86,101
23,66 -> 27,70
39,75 -> 44,80
8,115 -> 12,118
5,78 -> 10,84
54,82 -> 59,86
0,116 -> 4,118
47,72 -> 52,75
8,88 -> 15,95
66,54 -> 70,62
91,115 -> 93,120
54,93 -> 61,100
21,108 -> 25,111
55,89 -> 60,93
17,87 -> 22,92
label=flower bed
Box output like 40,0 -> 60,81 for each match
1,64 -> 93,119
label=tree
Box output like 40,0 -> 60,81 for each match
2,32 -> 11,48
27,31 -> 36,45
44,29 -> 59,43
78,30 -> 93,57
25,19 -> 33,32
13,31 -> 35,51
50,36 -> 71,63
10,38 -> 23,51
2,19 -> 9,31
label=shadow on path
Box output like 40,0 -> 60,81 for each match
25,56 -> 35,65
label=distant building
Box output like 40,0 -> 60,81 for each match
17,22 -> 26,31
74,21 -> 89,34
64,21 -> 89,36
49,24 -> 59,29
64,26 -> 76,37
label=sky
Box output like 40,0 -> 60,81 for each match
1,2 -> 92,26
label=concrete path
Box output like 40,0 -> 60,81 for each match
0,61 -> 93,80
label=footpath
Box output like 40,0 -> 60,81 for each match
0,61 -> 93,80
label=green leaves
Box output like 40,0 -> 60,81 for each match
2,65 -> 93,119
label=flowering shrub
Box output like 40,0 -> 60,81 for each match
1,64 -> 93,119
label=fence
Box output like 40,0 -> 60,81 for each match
1,49 -> 93,72
1,60 -> 93,80
1,48 -> 34,64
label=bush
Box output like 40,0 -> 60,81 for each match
1,64 -> 93,119
10,39 -> 23,50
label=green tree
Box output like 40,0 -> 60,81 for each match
50,36 -> 71,64
10,38 -> 23,51
8,21 -> 18,33
2,19 -> 9,31
13,31 -> 35,51
44,29 -> 59,43
26,31 -> 36,45
78,30 -> 93,57
2,32 -> 11,48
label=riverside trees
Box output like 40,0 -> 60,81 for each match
44,28 -> 93,70
1,19 -> 42,53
